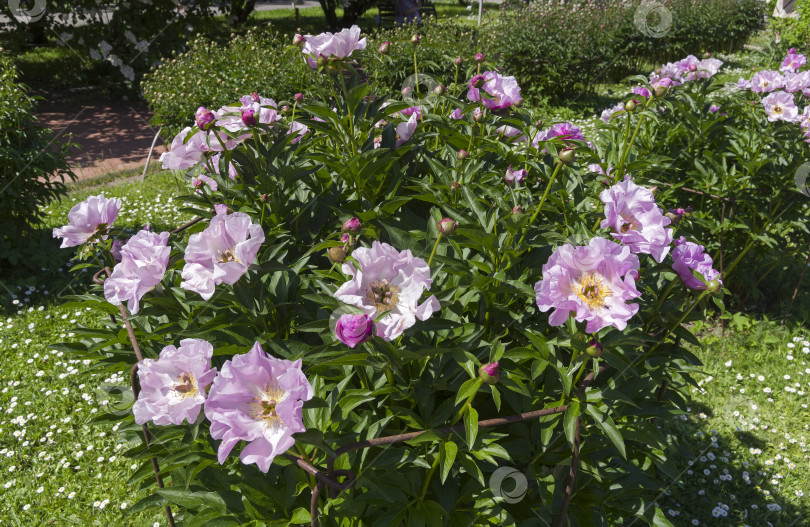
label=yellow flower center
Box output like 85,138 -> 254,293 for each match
571,272 -> 612,310
249,385 -> 289,430
773,104 -> 783,115
217,247 -> 241,264
171,372 -> 199,400
366,279 -> 399,314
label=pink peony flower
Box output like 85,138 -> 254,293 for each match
736,77 -> 752,91
334,241 -> 441,341
395,114 -> 418,148
53,193 -> 121,248
450,108 -> 463,120
335,313 -> 374,348
599,177 -> 673,263
762,91 -> 800,123
495,125 -> 522,139
180,212 -> 265,300
104,229 -> 170,314
751,70 -> 785,94
160,127 -> 208,170
784,71 -> 810,94
532,122 -> 585,148
400,106 -> 422,120
671,236 -> 721,290
780,48 -> 807,73
600,102 -> 626,122
534,237 -> 641,333
505,166 -> 527,184
111,239 -> 124,263
204,342 -> 314,473
631,86 -> 650,100
132,338 -> 217,426
467,71 -> 522,110
709,104 -> 720,113
302,25 -> 367,67
208,153 -> 238,181
289,121 -> 309,144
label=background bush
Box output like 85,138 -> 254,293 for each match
770,0 -> 810,50
491,0 -> 765,104
0,50 -> 74,276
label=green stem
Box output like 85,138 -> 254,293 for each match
614,97 -> 652,184
451,379 -> 482,426
419,453 -> 440,498
427,233 -> 443,267
516,160 -> 564,247
413,48 -> 419,96
643,278 -> 678,333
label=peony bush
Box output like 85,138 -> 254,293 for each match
55,26 -> 753,526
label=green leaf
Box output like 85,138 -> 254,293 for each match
584,404 -> 626,459
289,507 -> 311,525
440,441 -> 458,484
563,399 -> 580,446
464,407 -> 479,449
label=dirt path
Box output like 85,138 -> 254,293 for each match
36,100 -> 166,181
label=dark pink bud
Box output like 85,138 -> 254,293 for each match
195,106 -> 215,130
688,64 -> 697,72
251,92 -> 260,103
478,361 -> 499,384
241,109 -> 256,126
457,150 -> 469,161
335,314 -> 374,348
474,53 -> 484,63
433,84 -> 445,96
293,34 -> 305,46
294,93 -> 303,102
410,34 -> 420,44
454,56 -> 463,66
586,340 -> 603,358
340,233 -> 350,244
342,217 -> 362,234
437,217 -> 456,235
450,181 -> 461,191
402,86 -> 412,97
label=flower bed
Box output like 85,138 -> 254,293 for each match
54,26 -> 808,527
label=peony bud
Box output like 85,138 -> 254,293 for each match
402,86 -> 412,97
282,105 -> 290,112
706,280 -> 721,293
260,194 -> 268,202
474,52 -> 484,63
340,233 -> 350,244
688,64 -> 697,72
250,92 -> 260,102
335,313 -> 374,348
293,34 -> 305,46
342,217 -> 362,234
195,106 -> 215,130
478,361 -> 499,384
294,93 -> 303,102
624,100 -> 636,112
450,181 -> 461,191
410,34 -> 420,44
328,246 -> 347,263
378,41 -> 390,54
241,109 -> 256,127
457,150 -> 469,161
433,84 -> 445,96
473,107 -> 484,122
437,217 -> 456,235
454,56 -> 463,66
585,340 -> 603,358
559,148 -> 575,165
512,205 -> 524,214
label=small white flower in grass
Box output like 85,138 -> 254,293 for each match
68,492 -> 76,499
120,503 -> 127,510
23,504 -> 30,511
758,375 -> 765,381
57,487 -> 64,493
93,501 -> 100,508
797,490 -> 804,497
36,486 -> 43,493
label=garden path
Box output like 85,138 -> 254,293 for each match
36,99 -> 165,181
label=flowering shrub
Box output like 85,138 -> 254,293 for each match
0,51 -> 74,274
600,50 -> 810,307
58,27 -> 745,526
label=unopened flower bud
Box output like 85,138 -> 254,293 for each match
665,212 -> 679,223
473,107 -> 484,122
378,41 -> 390,54
410,34 -> 420,44
438,217 -> 456,235
340,233 -> 350,244
293,34 -> 305,46
251,92 -> 260,102
328,246 -> 347,263
342,217 -> 362,234
704,51 -> 711,58
260,194 -> 268,202
454,56 -> 463,66
654,84 -> 669,97
433,84 -> 445,96
282,105 -> 290,112
335,313 -> 374,348
688,64 -> 697,72
474,52 -> 484,63
195,106 -> 215,130
457,149 -> 469,161
294,93 -> 303,102
706,280 -> 721,293
450,181 -> 461,191
624,100 -> 636,112
241,109 -> 256,127
402,86 -> 412,97
559,148 -> 575,165
512,205 -> 524,214
585,340 -> 603,358
478,361 -> 499,384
